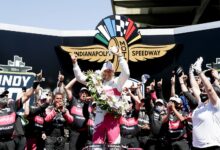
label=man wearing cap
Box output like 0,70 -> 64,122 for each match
146,98 -> 168,150
65,78 -> 91,150
165,96 -> 190,150
70,46 -> 130,145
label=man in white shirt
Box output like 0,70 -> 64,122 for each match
70,48 -> 130,145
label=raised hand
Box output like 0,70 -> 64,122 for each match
42,133 -> 47,140
157,79 -> 163,88
211,69 -> 219,80
171,75 -> 176,85
193,57 -> 203,74
35,70 -> 44,82
109,46 -> 123,57
150,80 -> 155,90
189,64 -> 194,75
46,92 -> 53,104
58,71 -> 64,82
70,53 -> 78,64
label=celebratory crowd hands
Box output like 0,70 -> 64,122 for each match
35,70 -> 45,82
58,71 -> 65,82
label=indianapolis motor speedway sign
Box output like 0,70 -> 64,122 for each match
61,15 -> 175,72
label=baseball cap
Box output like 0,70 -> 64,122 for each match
155,99 -> 164,105
170,96 -> 182,104
92,101 -> 96,106
101,61 -> 114,72
80,87 -> 89,93
0,89 -> 9,98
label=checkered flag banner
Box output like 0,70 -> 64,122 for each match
95,15 -> 141,46
115,15 -> 129,37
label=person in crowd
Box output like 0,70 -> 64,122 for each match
25,88 -> 52,150
0,72 -> 42,150
120,87 -> 141,148
70,46 -> 130,145
178,73 -> 197,148
14,87 -> 29,150
146,98 -> 169,150
138,79 -> 164,149
145,80 -> 158,103
137,98 -> 150,149
65,77 -> 91,150
166,96 -> 190,150
87,101 -> 96,145
191,57 -> 220,150
43,92 -> 73,150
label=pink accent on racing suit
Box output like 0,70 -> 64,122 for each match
73,56 -> 130,144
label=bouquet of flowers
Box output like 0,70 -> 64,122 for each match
85,70 -> 130,116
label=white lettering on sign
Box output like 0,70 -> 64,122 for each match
0,75 -> 31,87
0,87 -> 23,100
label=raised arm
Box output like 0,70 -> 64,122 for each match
179,74 -> 198,108
53,71 -> 66,94
127,88 -> 141,111
179,74 -> 188,92
156,79 -> 165,100
170,102 -> 186,122
171,75 -> 176,97
21,71 -> 44,104
71,54 -> 87,85
189,65 -> 201,102
211,69 -> 220,89
65,78 -> 77,101
116,55 -> 130,91
136,83 -> 143,100
29,95 -> 52,116
193,57 -> 220,106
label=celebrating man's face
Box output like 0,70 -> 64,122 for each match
102,69 -> 114,81
79,91 -> 88,101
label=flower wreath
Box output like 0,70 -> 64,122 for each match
85,70 -> 130,116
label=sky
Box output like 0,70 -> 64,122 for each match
0,0 -> 113,30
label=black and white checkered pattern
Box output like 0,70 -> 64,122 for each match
115,15 -> 129,37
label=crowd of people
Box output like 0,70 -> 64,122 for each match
0,51 -> 220,150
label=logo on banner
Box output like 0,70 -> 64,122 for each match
206,58 -> 220,71
61,15 -> 175,72
0,55 -> 35,100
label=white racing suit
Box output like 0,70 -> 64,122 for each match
73,56 -> 130,144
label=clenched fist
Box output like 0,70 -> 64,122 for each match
70,54 -> 77,64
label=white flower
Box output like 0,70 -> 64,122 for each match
100,94 -> 108,101
85,70 -> 130,115
96,86 -> 103,94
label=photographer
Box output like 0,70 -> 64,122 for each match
44,92 -> 73,150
